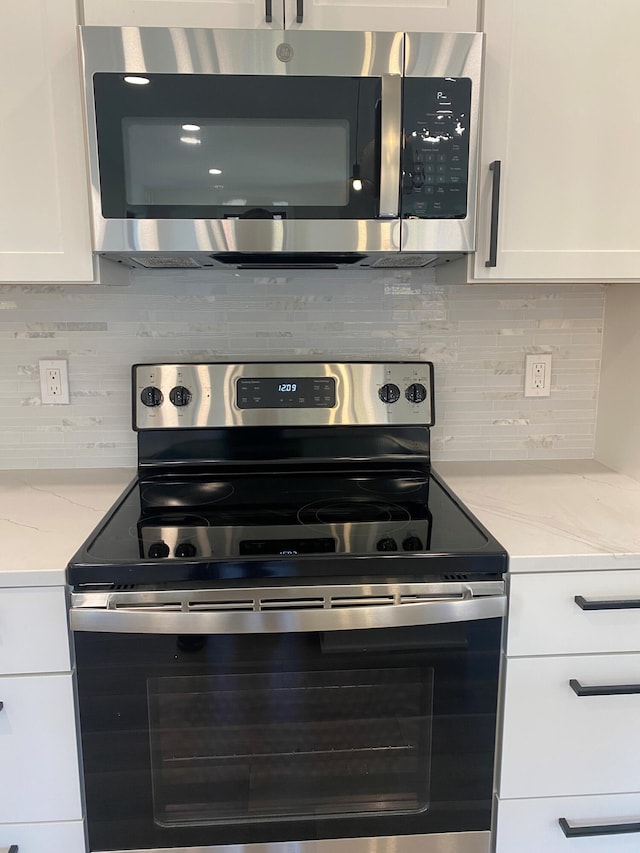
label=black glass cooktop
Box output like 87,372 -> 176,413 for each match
68,468 -> 507,586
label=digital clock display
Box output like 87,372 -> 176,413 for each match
237,377 -> 336,409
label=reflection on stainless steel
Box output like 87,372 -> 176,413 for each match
70,581 -> 506,634
133,361 -> 434,429
93,831 -> 490,853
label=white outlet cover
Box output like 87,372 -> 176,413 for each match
39,359 -> 70,405
524,353 -> 552,398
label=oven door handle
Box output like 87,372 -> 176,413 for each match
70,584 -> 506,634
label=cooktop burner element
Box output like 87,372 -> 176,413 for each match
68,361 -> 507,587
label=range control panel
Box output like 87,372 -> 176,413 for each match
133,362 -> 435,430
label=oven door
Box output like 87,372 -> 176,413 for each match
71,581 -> 505,853
80,27 -> 403,259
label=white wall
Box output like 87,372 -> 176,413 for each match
0,269 -> 604,469
595,285 -> 640,480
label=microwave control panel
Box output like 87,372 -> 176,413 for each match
401,77 -> 472,220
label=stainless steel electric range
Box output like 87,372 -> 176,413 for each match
68,361 -> 507,853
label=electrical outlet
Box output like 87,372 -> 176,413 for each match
524,354 -> 552,398
39,359 -> 70,404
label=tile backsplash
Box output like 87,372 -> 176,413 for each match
1,269 -> 604,469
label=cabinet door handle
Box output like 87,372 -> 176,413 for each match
484,160 -> 501,267
575,594 -> 640,610
265,0 -> 272,22
570,678 -> 640,697
0,701 -> 3,711
296,0 -> 304,23
559,817 -> 640,837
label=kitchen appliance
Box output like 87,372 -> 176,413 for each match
78,28 -> 483,270
68,361 -> 507,853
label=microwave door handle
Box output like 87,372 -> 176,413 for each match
379,74 -> 402,218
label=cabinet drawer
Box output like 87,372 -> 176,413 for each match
499,654 -> 640,799
0,673 -> 82,823
0,587 -> 71,675
495,793 -> 640,853
0,820 -> 85,853
507,570 -> 640,657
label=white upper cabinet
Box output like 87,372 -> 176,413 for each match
82,0 -> 285,28
283,0 -> 478,31
82,0 -> 477,31
472,0 -> 640,282
0,0 -> 95,282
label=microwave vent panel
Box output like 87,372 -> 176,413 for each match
131,256 -> 203,269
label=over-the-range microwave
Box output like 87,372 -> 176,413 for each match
78,27 -> 483,271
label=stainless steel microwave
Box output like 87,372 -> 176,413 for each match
78,27 -> 483,271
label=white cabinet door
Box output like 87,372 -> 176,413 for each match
507,570 -> 640,658
496,793 -> 640,853
0,587 -> 71,676
499,654 -> 640,799
0,0 -> 94,282
0,820 -> 86,853
472,0 -> 640,282
82,0 -> 285,28
284,0 -> 478,31
0,674 -> 83,823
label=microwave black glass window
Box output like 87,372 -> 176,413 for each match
92,73 -> 382,221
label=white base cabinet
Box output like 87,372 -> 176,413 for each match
496,794 -> 640,853
0,584 -> 84,853
494,568 -> 640,852
0,821 -> 86,853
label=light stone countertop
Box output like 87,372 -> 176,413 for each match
437,459 -> 640,571
2,460 -> 640,587
0,468 -> 134,586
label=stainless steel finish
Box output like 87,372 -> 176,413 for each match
379,74 -> 402,218
402,32 -> 484,254
79,27 -> 404,261
94,832 -> 491,853
78,27 -> 481,266
133,361 -> 434,429
140,519 -> 432,559
70,580 -> 506,634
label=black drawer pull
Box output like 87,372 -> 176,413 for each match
0,701 -> 3,712
484,160 -> 501,267
570,678 -> 640,697
575,594 -> 640,610
559,817 -> 640,837
265,0 -> 272,22
296,0 -> 304,22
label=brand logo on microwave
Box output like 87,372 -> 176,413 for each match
276,43 -> 294,62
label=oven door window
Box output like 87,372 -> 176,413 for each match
93,74 -> 382,220
75,619 -> 501,851
147,666 -> 433,827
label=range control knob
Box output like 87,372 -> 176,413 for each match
402,536 -> 423,551
405,383 -> 428,404
175,542 -> 197,558
148,541 -> 170,559
169,386 -> 192,407
140,386 -> 163,407
379,383 -> 401,404
377,537 -> 398,552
